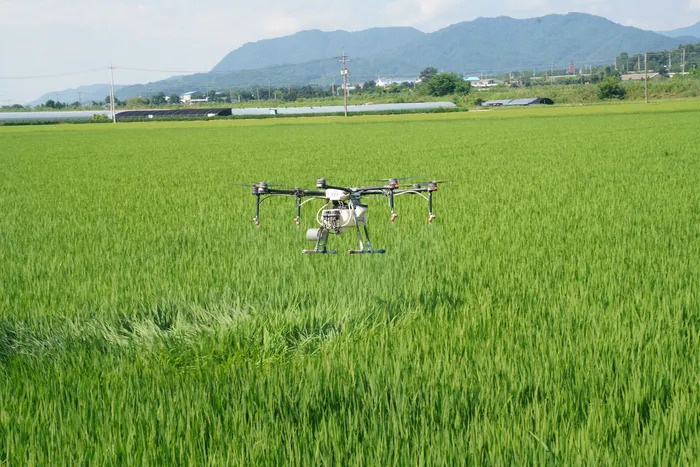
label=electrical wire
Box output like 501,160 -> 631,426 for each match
0,68 -> 106,80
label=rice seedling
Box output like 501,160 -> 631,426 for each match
0,102 -> 698,464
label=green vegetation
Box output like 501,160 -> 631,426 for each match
424,72 -> 471,96
597,77 -> 626,100
1,101 -> 698,463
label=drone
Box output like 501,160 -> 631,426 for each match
239,177 -> 446,254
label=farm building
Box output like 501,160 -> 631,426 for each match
620,73 -> 661,81
180,92 -> 209,104
473,79 -> 500,88
116,108 -> 232,120
481,97 -> 554,107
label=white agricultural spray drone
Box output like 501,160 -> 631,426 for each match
239,177 -> 447,254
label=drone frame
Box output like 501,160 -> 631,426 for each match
245,178 -> 442,254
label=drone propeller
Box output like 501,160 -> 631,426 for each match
235,181 -> 280,195
364,176 -> 421,183
234,182 -> 280,187
362,176 -> 423,189
397,179 -> 452,189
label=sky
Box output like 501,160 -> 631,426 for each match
1,0 -> 699,104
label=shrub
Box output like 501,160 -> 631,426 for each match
597,77 -> 625,99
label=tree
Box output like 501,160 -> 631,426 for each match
597,76 -> 625,100
44,99 -> 56,108
361,80 -> 377,93
105,95 -> 122,106
168,94 -> 180,104
126,96 -> 149,108
455,80 -> 471,95
151,92 -> 166,105
424,72 -> 462,96
419,67 -> 438,82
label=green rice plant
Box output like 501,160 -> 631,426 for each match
0,101 -> 698,464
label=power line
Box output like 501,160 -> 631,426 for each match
0,68 -> 105,80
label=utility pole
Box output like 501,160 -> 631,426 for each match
644,53 -> 649,104
78,91 -> 83,106
108,64 -> 116,124
682,48 -> 686,74
637,55 -> 641,72
338,53 -> 349,117
669,51 -> 672,72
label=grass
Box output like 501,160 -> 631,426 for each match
0,101 -> 698,464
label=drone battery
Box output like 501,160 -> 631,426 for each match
306,228 -> 322,241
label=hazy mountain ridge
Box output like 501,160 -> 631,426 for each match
30,84 -> 126,107
211,27 -> 425,72
33,13 -> 700,102
658,21 -> 700,38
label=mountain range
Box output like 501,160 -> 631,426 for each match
659,21 -> 700,38
32,13 -> 700,104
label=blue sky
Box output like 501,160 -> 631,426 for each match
1,0 -> 699,103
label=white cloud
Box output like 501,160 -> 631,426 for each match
385,0 -> 462,27
689,0 -> 700,10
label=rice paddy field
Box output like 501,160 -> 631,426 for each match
1,101 -> 698,464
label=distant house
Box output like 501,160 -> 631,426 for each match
481,97 -> 554,107
621,73 -> 661,81
180,91 -> 209,105
464,77 -> 481,82
375,77 -> 416,88
473,79 -> 499,88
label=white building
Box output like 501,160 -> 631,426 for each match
180,91 -> 209,105
472,79 -> 499,88
375,77 -> 416,88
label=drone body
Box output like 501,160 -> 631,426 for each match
241,178 -> 445,254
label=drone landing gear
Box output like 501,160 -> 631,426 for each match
301,220 -> 386,255
302,249 -> 338,254
348,249 -> 385,254
347,218 -> 385,254
302,228 -> 338,254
